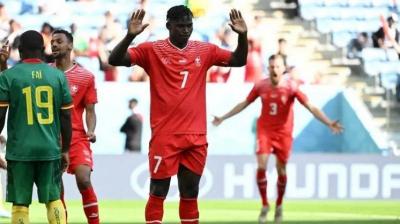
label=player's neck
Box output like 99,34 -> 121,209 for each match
55,56 -> 74,72
168,38 -> 188,50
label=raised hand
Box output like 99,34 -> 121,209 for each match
329,120 -> 343,134
127,9 -> 150,37
228,9 -> 247,34
212,116 -> 224,126
0,40 -> 10,65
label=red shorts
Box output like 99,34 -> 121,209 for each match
148,134 -> 208,179
256,131 -> 293,164
67,132 -> 93,174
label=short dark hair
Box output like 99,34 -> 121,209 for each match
129,98 -> 138,104
268,54 -> 285,62
19,30 -> 44,51
53,29 -> 74,43
278,38 -> 286,44
166,5 -> 193,22
129,98 -> 138,109
360,32 -> 368,39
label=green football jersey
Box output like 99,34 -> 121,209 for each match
0,59 -> 73,161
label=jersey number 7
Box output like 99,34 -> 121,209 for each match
180,71 -> 189,88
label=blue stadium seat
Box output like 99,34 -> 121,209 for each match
361,48 -> 390,62
299,0 -> 324,7
371,0 -> 394,7
332,31 -> 355,48
347,0 -> 373,7
322,0 -> 348,7
380,72 -> 399,89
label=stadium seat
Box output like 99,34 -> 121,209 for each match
332,31 -> 354,48
361,48 -> 390,62
380,72 -> 399,89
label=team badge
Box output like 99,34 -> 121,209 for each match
70,85 -> 79,95
195,56 -> 201,67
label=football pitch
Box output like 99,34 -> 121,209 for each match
1,200 -> 399,223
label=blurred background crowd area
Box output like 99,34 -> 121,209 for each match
1,0 -> 400,148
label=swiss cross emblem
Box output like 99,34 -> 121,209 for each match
195,56 -> 201,67
70,85 -> 79,95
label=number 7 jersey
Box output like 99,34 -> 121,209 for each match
0,59 -> 73,161
128,39 -> 231,136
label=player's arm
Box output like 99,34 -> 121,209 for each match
0,40 -> 10,71
212,100 -> 251,126
85,104 -> 96,143
227,9 -> 248,67
0,157 -> 6,169
303,101 -> 343,134
0,107 -> 7,134
60,108 -> 72,171
108,9 -> 149,66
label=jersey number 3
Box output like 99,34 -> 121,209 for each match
269,102 -> 278,115
22,86 -> 54,125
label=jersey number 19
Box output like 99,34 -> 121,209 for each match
22,85 -> 54,125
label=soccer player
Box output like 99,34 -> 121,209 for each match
50,29 -> 99,224
213,54 -> 343,224
0,30 -> 73,224
108,5 -> 248,224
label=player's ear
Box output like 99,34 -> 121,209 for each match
166,22 -> 171,30
68,42 -> 73,51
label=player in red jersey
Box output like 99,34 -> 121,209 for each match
213,54 -> 343,224
50,29 -> 99,224
109,5 -> 248,224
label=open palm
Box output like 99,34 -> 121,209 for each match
127,9 -> 149,36
229,9 -> 247,34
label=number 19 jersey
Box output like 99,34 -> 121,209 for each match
0,59 -> 73,161
128,39 -> 231,136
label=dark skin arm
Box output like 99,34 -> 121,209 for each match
227,9 -> 248,67
108,9 -> 149,66
0,107 -> 6,134
0,40 -> 10,72
85,104 -> 96,143
0,107 -> 7,169
60,108 -> 72,172
108,9 -> 248,67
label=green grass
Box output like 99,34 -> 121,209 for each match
1,200 -> 399,223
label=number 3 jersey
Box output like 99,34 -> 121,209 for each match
246,76 -> 308,135
0,59 -> 73,161
128,39 -> 231,136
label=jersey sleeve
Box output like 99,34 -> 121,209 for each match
294,87 -> 308,105
84,75 -> 98,105
0,73 -> 9,107
60,73 -> 73,110
209,44 -> 232,66
246,83 -> 259,103
127,42 -> 151,68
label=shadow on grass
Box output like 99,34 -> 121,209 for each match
29,221 -> 400,224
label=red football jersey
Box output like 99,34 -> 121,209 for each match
246,76 -> 308,135
52,63 -> 98,132
128,39 -> 231,136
